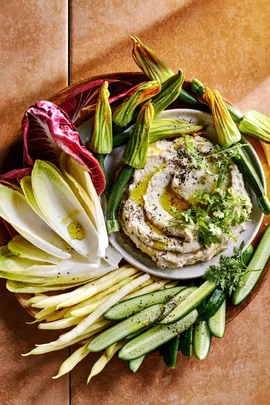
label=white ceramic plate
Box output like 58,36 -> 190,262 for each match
79,109 -> 265,279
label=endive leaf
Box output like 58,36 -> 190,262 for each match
8,235 -> 60,264
59,161 -> 96,228
0,168 -> 32,238
32,160 -> 99,259
0,245 -> 9,258
59,153 -> 108,258
21,176 -> 56,225
0,185 -> 71,259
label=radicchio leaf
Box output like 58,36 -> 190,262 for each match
59,79 -> 133,124
22,101 -> 106,194
0,168 -> 32,192
0,218 -> 18,239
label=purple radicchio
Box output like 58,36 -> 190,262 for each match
22,101 -> 106,195
59,79 -> 134,124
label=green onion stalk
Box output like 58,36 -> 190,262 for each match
112,80 -> 161,127
88,81 -> 112,196
131,35 -> 199,107
106,101 -> 154,234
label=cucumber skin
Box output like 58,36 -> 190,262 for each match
193,320 -> 212,360
179,325 -> 193,357
104,286 -> 185,321
161,286 -> 197,319
234,229 -> 270,305
241,245 -> 254,265
160,281 -> 216,325
128,356 -> 145,373
208,299 -> 226,338
163,336 -> 179,369
118,310 -> 198,361
88,304 -> 164,352
199,288 -> 226,321
232,226 -> 270,305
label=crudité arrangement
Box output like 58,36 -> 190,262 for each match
0,35 -> 269,383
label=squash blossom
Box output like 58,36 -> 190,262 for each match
123,100 -> 154,169
192,78 -> 243,123
239,110 -> 270,144
151,70 -> 185,118
112,80 -> 161,127
130,35 -> 174,84
203,87 -> 241,148
89,81 -> 113,154
131,36 -> 198,107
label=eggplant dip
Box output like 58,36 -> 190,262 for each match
119,136 -> 252,269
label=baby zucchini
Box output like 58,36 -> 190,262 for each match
128,356 -> 145,373
193,320 -> 212,360
208,299 -> 226,338
232,226 -> 270,305
118,309 -> 198,361
88,304 -> 164,352
106,165 -> 134,233
104,286 -> 186,320
163,336 -> 179,368
233,149 -> 270,215
159,281 -> 216,325
179,325 -> 193,357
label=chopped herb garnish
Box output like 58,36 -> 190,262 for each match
169,140 -> 252,247
184,137 -> 206,170
170,187 -> 251,247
